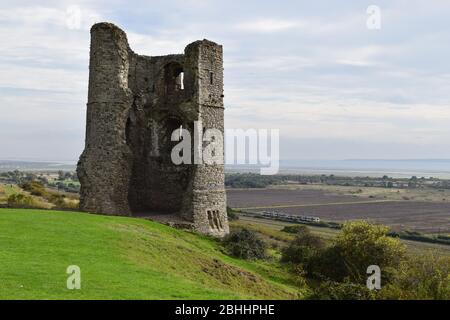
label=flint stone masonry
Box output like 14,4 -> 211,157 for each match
77,22 -> 229,237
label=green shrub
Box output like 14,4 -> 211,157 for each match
7,194 -> 37,208
21,181 -> 48,197
290,264 -> 308,288
303,221 -> 405,283
281,228 -> 325,265
281,225 -> 309,234
332,221 -> 406,282
307,245 -> 349,281
48,194 -> 66,208
21,180 -> 78,209
223,228 -> 267,260
48,194 -> 79,210
309,281 -> 376,300
378,253 -> 450,300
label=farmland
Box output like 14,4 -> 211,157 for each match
227,186 -> 450,234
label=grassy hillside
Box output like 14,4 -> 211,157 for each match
0,209 -> 302,300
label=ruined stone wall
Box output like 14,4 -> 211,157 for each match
183,41 -> 229,236
77,23 -> 133,215
77,22 -> 229,237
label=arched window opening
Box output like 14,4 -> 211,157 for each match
164,63 -> 184,93
177,72 -> 184,90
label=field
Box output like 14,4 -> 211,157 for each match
227,186 -> 450,234
0,208 -> 302,299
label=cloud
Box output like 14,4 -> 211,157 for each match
1,0 -> 450,161
235,18 -> 303,33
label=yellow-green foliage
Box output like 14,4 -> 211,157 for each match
277,220 -> 408,288
334,221 -> 406,281
0,184 -> 21,203
1,183 -> 50,209
379,252 -> 450,300
21,181 -> 48,197
7,194 -> 39,208
21,181 -> 78,210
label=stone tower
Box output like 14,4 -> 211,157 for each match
77,22 -> 229,237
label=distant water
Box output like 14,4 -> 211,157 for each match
227,159 -> 450,179
2,158 -> 450,178
0,160 -> 76,171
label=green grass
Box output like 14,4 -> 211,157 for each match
0,208 -> 303,300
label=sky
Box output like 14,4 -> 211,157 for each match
1,0 -> 450,162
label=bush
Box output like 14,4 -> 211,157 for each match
307,245 -> 348,281
7,194 -> 37,208
20,180 -> 79,209
378,253 -> 450,300
223,229 -> 267,260
303,221 -> 405,283
290,264 -> 308,288
21,181 -> 48,197
332,221 -> 406,282
281,225 -> 309,234
309,281 -> 376,300
48,193 -> 79,210
281,228 -> 325,265
48,194 -> 66,208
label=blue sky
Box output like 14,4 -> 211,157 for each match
1,0 -> 450,162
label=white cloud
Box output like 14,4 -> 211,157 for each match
127,32 -> 192,56
235,18 -> 303,33
335,45 -> 385,67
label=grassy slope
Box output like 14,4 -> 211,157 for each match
0,209 -> 302,300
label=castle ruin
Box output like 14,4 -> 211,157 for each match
77,22 -> 229,237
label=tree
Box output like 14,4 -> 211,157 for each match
333,221 -> 405,282
281,227 -> 325,265
64,172 -> 73,180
